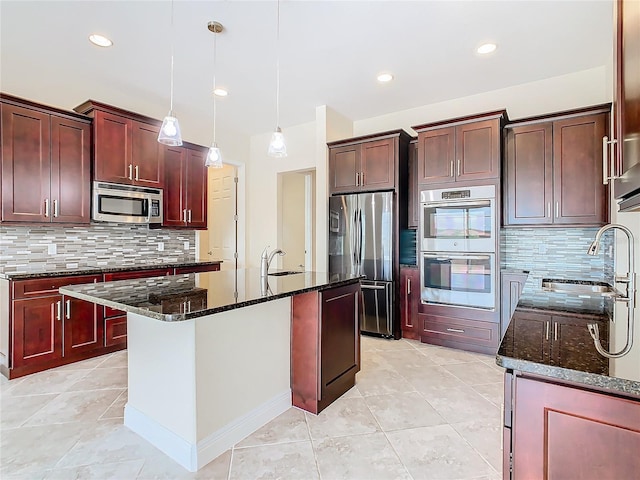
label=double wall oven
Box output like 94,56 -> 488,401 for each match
419,185 -> 497,310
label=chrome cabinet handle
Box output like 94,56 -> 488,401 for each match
65,300 -> 71,319
183,209 -> 187,223
547,202 -> 551,218
56,300 -> 62,321
447,328 -> 465,333
545,321 -> 550,341
135,165 -> 139,181
128,164 -> 133,180
449,160 -> 454,178
188,210 -> 192,223
602,136 -> 609,185
53,199 -> 59,217
407,278 -> 411,295
554,322 -> 558,341
457,159 -> 461,177
44,199 -> 50,217
355,173 -> 359,186
361,172 -> 365,185
555,202 -> 559,218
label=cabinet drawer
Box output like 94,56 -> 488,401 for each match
105,315 -> 127,347
419,314 -> 499,345
174,264 -> 220,274
13,274 -> 101,300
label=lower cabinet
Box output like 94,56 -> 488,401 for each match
418,313 -> 500,355
291,282 -> 361,414
400,267 -> 420,340
504,372 -> 640,479
500,271 -> 528,339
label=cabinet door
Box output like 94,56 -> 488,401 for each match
131,120 -> 164,188
163,145 -> 187,227
512,375 -> 640,479
504,123 -> 553,225
12,296 -> 62,367
185,147 -> 207,228
553,114 -> 607,225
551,315 -> 608,374
63,295 -> 103,356
455,119 -> 500,181
1,103 -> 51,222
93,110 -> 132,184
328,144 -> 360,194
509,311 -> 551,363
50,116 -> 91,224
400,268 -> 420,339
360,138 -> 394,190
417,126 -> 455,185
500,273 -> 528,339
408,140 -> 419,229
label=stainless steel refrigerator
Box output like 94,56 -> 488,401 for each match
329,192 -> 394,337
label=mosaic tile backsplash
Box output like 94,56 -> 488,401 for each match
0,224 -> 196,273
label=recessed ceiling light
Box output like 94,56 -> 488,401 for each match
477,43 -> 497,55
89,34 -> 113,48
213,88 -> 228,97
377,73 -> 394,83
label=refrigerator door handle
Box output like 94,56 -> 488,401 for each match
358,208 -> 364,266
352,209 -> 359,266
361,284 -> 386,290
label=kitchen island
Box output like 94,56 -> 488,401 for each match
496,273 -> 640,479
61,269 -> 362,472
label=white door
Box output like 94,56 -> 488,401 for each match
207,164 -> 237,270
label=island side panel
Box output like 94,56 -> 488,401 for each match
0,279 -> 9,370
291,290 -> 321,413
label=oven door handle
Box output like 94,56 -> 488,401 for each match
422,200 -> 492,209
422,254 -> 491,261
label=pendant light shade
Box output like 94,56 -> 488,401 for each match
206,21 -> 224,168
267,0 -> 287,157
158,0 -> 183,146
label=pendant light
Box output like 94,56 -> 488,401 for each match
158,0 -> 183,146
205,21 -> 223,168
267,0 -> 287,157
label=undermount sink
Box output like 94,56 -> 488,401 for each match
268,270 -> 304,277
541,279 -> 619,297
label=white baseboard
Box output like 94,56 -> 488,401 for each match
124,389 -> 292,472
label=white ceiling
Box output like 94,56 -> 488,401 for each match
1,0 -> 613,151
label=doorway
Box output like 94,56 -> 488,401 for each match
278,170 -> 315,271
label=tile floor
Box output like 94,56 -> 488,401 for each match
1,336 -> 504,480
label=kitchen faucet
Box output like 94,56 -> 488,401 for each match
260,246 -> 286,277
586,223 -> 636,359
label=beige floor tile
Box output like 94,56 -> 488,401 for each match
377,348 -> 437,372
313,432 -> 411,480
472,382 -> 504,407
43,459 -> 145,480
236,408 -> 309,448
365,392 -> 446,432
24,388 -> 123,426
66,366 -> 128,391
229,441 -> 318,480
305,397 -> 379,440
0,393 -> 58,429
417,345 -> 486,365
400,365 -> 466,395
100,389 -> 128,420
356,366 -> 416,397
97,351 -> 128,369
451,417 -> 503,472
53,354 -> 112,372
136,449 -> 232,479
443,361 -> 505,385
386,424 -> 495,480
361,336 -> 413,352
420,385 -> 500,424
3,370 -> 91,397
339,385 -> 363,399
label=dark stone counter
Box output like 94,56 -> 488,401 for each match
60,268 -> 361,322
0,260 -> 222,280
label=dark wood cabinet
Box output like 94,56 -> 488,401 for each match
74,101 -> 164,189
500,272 -> 528,339
504,108 -> 608,226
163,144 -> 208,229
1,95 -> 91,224
328,131 -> 410,195
103,268 -> 172,319
413,112 -> 504,187
508,309 -> 608,374
504,372 -> 640,479
12,295 -> 62,368
613,0 -> 640,202
407,139 -> 419,229
291,282 -> 361,414
174,263 -> 221,275
400,267 -> 420,340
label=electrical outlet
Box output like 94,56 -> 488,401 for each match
47,244 -> 57,255
157,242 -> 164,252
184,241 -> 190,250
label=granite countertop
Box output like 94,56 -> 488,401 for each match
496,273 -> 640,398
0,260 -> 223,280
60,268 -> 362,322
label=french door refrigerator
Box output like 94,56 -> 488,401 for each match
329,192 -> 394,337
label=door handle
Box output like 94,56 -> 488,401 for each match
554,322 -> 558,341
361,284 -> 386,290
545,321 -> 550,341
407,278 -> 411,295
56,300 -> 62,321
602,136 -> 609,185
128,164 -> 133,180
188,210 -> 192,223
446,328 -> 465,333
355,173 -> 359,186
44,198 -> 50,218
361,172 -> 365,185
53,199 -> 59,217
547,202 -> 551,218
457,159 -> 461,177
555,202 -> 559,218
65,300 -> 71,319
183,209 -> 187,223
449,160 -> 454,178
135,165 -> 139,181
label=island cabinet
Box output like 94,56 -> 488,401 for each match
503,107 -> 609,226
504,372 -> 640,479
500,271 -> 528,339
8,275 -> 103,377
291,282 -> 361,414
412,111 -> 505,187
1,94 -> 91,224
163,143 -> 208,229
400,267 -> 420,340
327,130 -> 411,195
74,101 -> 164,189
613,0 -> 640,204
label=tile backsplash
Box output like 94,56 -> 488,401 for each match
0,224 -> 196,272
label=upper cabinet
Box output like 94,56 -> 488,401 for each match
412,111 -> 505,186
613,0 -> 640,204
1,94 -> 91,224
74,101 -> 164,189
327,130 -> 410,195
504,107 -> 609,226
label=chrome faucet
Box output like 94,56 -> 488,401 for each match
586,223 -> 636,359
260,246 -> 286,277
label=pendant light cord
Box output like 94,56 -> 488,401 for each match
213,26 -> 217,143
169,0 -> 175,115
275,0 -> 280,128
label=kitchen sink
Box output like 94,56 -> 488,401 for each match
541,278 -> 619,297
268,270 -> 304,277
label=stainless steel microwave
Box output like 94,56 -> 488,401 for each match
92,182 -> 163,224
